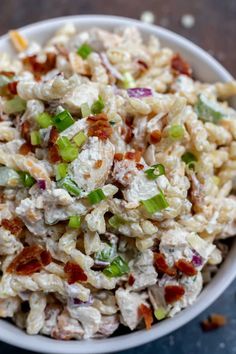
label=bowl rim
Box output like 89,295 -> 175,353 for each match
0,14 -> 236,354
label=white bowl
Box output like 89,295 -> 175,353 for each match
0,15 -> 236,354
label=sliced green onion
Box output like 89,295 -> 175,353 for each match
36,112 -> 53,128
95,244 -> 116,263
53,110 -> 75,132
73,131 -> 87,148
109,121 -> 116,126
103,256 -> 129,278
91,96 -> 105,115
77,43 -> 92,59
168,124 -> 184,140
195,94 -> 223,124
30,131 -> 41,146
122,72 -> 135,89
141,191 -> 169,214
145,164 -> 165,180
68,215 -> 81,228
88,188 -> 106,204
154,307 -> 167,321
81,103 -> 91,117
18,171 -> 36,188
57,176 -> 81,196
4,96 -> 26,114
181,152 -> 197,169
56,137 -> 78,162
55,163 -> 68,181
108,215 -> 126,229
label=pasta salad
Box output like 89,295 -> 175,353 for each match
0,24 -> 236,339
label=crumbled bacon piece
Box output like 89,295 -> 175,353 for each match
137,59 -> 149,71
64,262 -> 87,284
149,130 -> 162,144
114,153 -> 124,161
136,163 -> 144,170
21,121 -> 30,141
18,142 -> 33,155
94,160 -> 103,169
128,274 -> 135,286
171,53 -> 192,77
201,314 -> 227,331
23,53 -> 56,75
7,81 -> 18,95
164,285 -> 185,304
2,217 -> 24,236
175,258 -> 197,276
125,151 -> 142,162
49,126 -> 59,145
7,245 -> 52,275
138,304 -> 153,330
48,145 -> 61,163
124,125 -> 133,144
0,71 -> 15,77
154,253 -> 177,277
87,113 -> 112,140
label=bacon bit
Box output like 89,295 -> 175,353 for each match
9,30 -> 28,52
175,258 -> 197,276
49,126 -> 59,145
136,163 -> 144,170
1,217 -> 24,236
94,160 -> 103,169
23,53 -> 56,75
124,125 -> 133,144
21,121 -> 30,141
125,151 -> 142,162
154,253 -> 177,277
48,145 -> 61,163
138,304 -> 153,330
114,153 -> 124,161
149,130 -> 162,144
40,250 -> 52,266
6,245 -> 52,275
7,81 -> 18,95
171,53 -> 192,77
0,71 -> 15,77
164,285 -> 185,304
18,142 -> 33,155
88,113 -> 112,140
137,59 -> 149,71
83,173 -> 91,179
128,274 -> 135,286
201,314 -> 227,332
64,262 -> 87,284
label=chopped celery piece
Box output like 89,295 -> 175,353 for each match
68,215 -> 81,228
108,215 -> 126,229
36,112 -> 53,128
55,163 -> 68,181
103,256 -> 129,277
95,244 -> 116,263
88,188 -> 106,204
122,72 -> 135,89
57,176 -> 81,196
56,136 -> 78,162
195,94 -> 224,123
141,191 -> 169,214
73,131 -> 87,148
91,96 -> 105,114
81,103 -> 91,117
154,307 -> 167,321
4,96 -> 26,114
54,110 -> 75,132
18,171 -> 36,188
168,124 -> 184,140
30,131 -> 41,146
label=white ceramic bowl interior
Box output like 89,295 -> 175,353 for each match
0,15 -> 235,354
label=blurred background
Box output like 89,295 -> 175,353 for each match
0,0 -> 236,353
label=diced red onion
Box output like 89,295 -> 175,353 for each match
94,259 -> 110,267
69,295 -> 94,308
127,87 -> 153,98
100,53 -> 124,81
192,252 -> 203,267
37,179 -> 46,190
